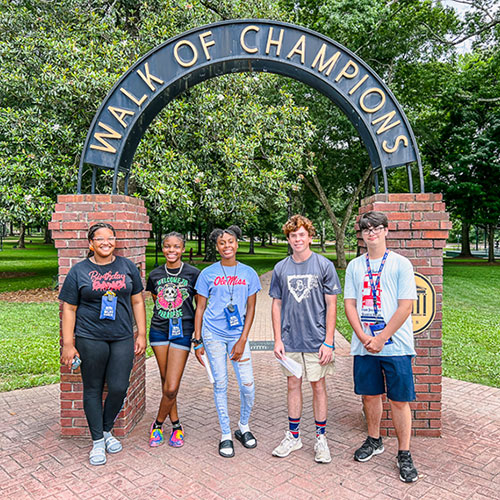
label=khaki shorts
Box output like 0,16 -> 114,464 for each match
281,352 -> 335,382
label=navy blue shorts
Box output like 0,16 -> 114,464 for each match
149,328 -> 191,351
353,355 -> 416,402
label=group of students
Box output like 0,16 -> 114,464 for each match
59,211 -> 420,483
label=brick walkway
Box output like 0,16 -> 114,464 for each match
1,273 -> 499,499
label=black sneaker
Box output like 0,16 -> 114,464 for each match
354,436 -> 384,462
397,451 -> 419,482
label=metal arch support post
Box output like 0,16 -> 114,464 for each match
382,166 -> 389,193
124,170 -> 130,196
406,164 -> 414,194
374,172 -> 380,194
112,167 -> 119,195
91,167 -> 97,195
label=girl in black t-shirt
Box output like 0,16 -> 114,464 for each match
146,232 -> 200,448
59,223 -> 147,466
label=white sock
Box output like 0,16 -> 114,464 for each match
221,432 -> 232,442
238,421 -> 250,434
103,431 -> 113,440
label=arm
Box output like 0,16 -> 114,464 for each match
131,292 -> 147,355
318,294 -> 337,365
193,294 -> 207,366
344,298 -> 372,348
230,293 -> 257,361
60,302 -> 79,367
272,298 -> 285,360
363,299 -> 414,353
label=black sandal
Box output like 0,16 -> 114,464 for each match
234,429 -> 257,449
218,439 -> 235,458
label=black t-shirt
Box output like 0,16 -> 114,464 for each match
58,256 -> 144,340
146,263 -> 200,335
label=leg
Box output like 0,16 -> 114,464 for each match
287,375 -> 303,420
102,337 -> 134,433
363,394 -> 383,439
389,400 -> 412,451
310,377 -> 328,423
230,339 -> 255,427
203,336 -> 231,435
75,336 -> 109,441
159,346 -> 190,421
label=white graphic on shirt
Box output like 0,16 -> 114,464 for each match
287,274 -> 319,303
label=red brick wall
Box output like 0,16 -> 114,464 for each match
357,193 -> 451,437
49,194 -> 152,438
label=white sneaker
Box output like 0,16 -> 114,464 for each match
314,434 -> 331,464
272,431 -> 303,458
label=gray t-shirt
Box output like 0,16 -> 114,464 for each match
269,252 -> 342,352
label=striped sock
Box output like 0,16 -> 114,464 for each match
288,416 -> 300,439
315,419 -> 326,437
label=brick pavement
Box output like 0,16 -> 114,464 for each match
1,273 -> 499,499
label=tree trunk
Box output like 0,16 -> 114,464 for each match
17,223 -> 26,249
260,233 -> 266,247
197,223 -> 203,256
44,224 -> 52,244
204,222 -> 217,262
459,221 -> 473,257
268,232 -> 273,245
249,231 -> 255,254
487,223 -> 495,263
335,230 -> 346,268
320,221 -> 326,253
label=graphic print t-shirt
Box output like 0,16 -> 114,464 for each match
269,252 -> 342,352
195,262 -> 261,338
58,256 -> 144,340
146,263 -> 200,335
343,251 -> 417,357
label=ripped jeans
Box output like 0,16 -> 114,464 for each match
203,330 -> 255,435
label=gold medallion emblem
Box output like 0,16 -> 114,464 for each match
412,272 -> 436,334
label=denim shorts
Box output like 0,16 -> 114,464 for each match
149,328 -> 191,351
353,355 -> 416,402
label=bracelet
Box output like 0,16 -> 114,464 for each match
193,343 -> 204,351
323,341 -> 334,349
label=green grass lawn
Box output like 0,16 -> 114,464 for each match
1,237 -> 498,390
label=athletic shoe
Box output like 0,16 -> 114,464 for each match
397,451 -> 419,482
354,436 -> 384,462
169,427 -> 184,447
272,431 -> 303,458
314,434 -> 331,464
149,421 -> 164,447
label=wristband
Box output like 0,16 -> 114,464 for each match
323,341 -> 334,349
193,343 -> 204,351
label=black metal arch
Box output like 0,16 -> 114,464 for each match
78,19 -> 424,194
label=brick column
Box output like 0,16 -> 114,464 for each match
357,193 -> 450,437
49,194 -> 151,438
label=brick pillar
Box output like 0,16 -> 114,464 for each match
49,194 -> 151,438
357,193 -> 450,437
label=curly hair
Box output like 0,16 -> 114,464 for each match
209,225 -> 243,243
282,215 -> 315,237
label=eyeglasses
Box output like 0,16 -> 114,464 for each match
93,237 -> 116,243
361,225 -> 385,235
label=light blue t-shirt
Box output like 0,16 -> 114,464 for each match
195,261 -> 262,338
343,251 -> 417,356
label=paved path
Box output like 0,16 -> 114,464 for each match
1,273 -> 499,499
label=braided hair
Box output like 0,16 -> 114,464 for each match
87,223 -> 116,258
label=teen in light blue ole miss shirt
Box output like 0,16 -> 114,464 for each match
194,226 -> 261,458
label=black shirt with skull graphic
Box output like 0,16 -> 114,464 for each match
146,263 -> 200,335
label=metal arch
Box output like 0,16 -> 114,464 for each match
78,19 -> 424,194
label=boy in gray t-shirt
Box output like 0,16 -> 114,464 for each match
270,215 -> 341,463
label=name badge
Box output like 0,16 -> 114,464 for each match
224,303 -> 242,330
100,291 -> 117,320
368,321 -> 393,345
169,317 -> 183,340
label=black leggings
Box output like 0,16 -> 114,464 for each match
75,336 -> 134,441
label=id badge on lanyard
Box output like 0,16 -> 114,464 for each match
169,317 -> 183,339
224,303 -> 243,330
100,291 -> 117,320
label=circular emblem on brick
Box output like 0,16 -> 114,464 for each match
412,272 -> 436,334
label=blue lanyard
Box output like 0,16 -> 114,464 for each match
365,250 -> 389,317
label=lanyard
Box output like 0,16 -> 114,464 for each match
365,250 -> 389,317
220,262 -> 238,304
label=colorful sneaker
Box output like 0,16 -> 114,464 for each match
149,421 -> 164,447
272,431 -> 303,458
397,450 -> 419,483
169,426 -> 184,447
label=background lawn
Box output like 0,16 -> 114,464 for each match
1,238 -> 499,390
